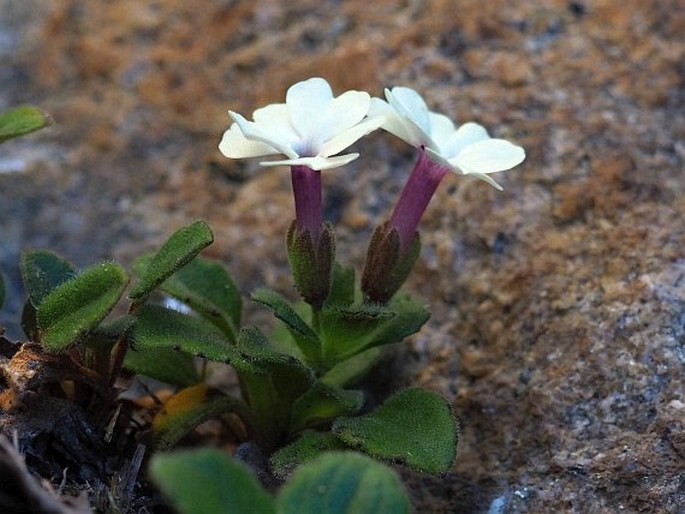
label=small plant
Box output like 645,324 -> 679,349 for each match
0,79 -> 525,511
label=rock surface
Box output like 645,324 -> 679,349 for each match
1,0 -> 683,512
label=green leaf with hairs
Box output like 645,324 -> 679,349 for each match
150,448 -> 275,514
290,382 -> 363,433
124,347 -> 199,387
325,263 -> 355,307
20,250 -> 76,306
129,221 -> 214,302
251,288 -> 320,365
37,262 -> 128,352
270,432 -> 348,480
277,452 -> 410,514
131,304 -> 250,367
0,106 -> 52,143
236,327 -> 314,448
142,255 -> 242,343
333,388 -> 458,474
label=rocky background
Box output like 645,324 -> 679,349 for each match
1,0 -> 683,512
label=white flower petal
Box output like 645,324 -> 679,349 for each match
314,90 -> 371,146
218,123 -> 280,158
252,104 -> 299,147
387,87 -> 431,134
230,111 -> 299,159
286,78 -> 334,141
319,116 -> 385,157
439,122 -> 490,158
427,112 -> 456,145
452,138 -> 526,174
260,153 -> 359,171
368,97 -> 420,146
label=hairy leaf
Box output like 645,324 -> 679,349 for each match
129,221 -> 214,302
290,382 -> 363,433
131,304 -> 248,366
37,262 -> 128,352
251,288 -> 320,365
333,388 -> 458,473
20,250 -> 76,306
270,432 -> 347,480
124,347 -> 199,387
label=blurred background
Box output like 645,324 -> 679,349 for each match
1,0 -> 683,511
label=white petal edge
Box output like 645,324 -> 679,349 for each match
230,111 -> 299,159
318,116 -> 385,157
452,139 -> 526,174
259,153 -> 359,171
218,124 -> 280,159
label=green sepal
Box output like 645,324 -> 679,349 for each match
152,384 -> 254,450
286,221 -> 335,308
290,382 -> 364,433
276,452 -> 411,514
150,448 -> 276,514
324,263 -> 355,307
361,223 -> 420,304
20,250 -> 76,307
124,348 -> 199,387
129,221 -> 214,303
236,327 -> 314,449
250,288 -> 320,365
0,106 -> 52,144
133,254 -> 241,343
270,432 -> 348,480
333,388 -> 458,474
36,262 -> 129,352
131,304 -> 251,367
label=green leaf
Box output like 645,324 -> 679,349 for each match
124,348 -> 199,387
325,263 -> 355,307
140,255 -> 242,343
131,304 -> 249,366
270,432 -> 348,479
150,448 -> 275,514
37,262 -> 128,352
129,221 -> 214,302
333,388 -> 458,474
320,347 -> 383,388
152,384 -> 254,450
290,382 -> 363,433
318,294 -> 429,366
277,452 -> 410,514
251,288 -> 320,365
320,303 -> 394,363
236,327 -> 314,449
0,106 -> 52,143
20,250 -> 76,306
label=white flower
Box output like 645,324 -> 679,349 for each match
219,78 -> 384,171
369,87 -> 525,190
